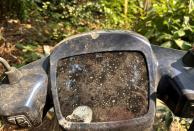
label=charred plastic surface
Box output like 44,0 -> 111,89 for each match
153,46 -> 194,118
57,51 -> 148,122
0,57 -> 49,128
50,31 -> 157,131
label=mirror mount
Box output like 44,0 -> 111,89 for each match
0,57 -> 22,84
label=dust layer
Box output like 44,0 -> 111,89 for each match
57,51 -> 148,122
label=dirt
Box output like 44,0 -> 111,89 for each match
0,19 -> 51,68
0,19 -> 48,83
57,51 -> 149,122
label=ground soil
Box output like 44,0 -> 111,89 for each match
57,51 -> 149,122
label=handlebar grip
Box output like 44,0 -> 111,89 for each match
153,46 -> 194,118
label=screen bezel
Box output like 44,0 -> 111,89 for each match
50,30 -> 157,130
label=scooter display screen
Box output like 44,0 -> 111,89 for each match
57,51 -> 148,122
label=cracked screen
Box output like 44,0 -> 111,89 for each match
57,51 -> 148,122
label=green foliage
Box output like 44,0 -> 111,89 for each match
136,0 -> 194,50
16,42 -> 41,64
155,100 -> 192,131
34,0 -> 141,41
0,0 -> 35,20
99,0 -> 140,29
34,0 -> 194,50
156,105 -> 174,130
2,0 -> 194,50
39,1 -> 103,26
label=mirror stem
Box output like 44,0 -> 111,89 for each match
0,57 -> 11,71
0,57 -> 22,84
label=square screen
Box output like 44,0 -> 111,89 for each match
57,52 -> 148,122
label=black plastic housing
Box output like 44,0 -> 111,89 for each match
182,50 -> 194,67
49,31 -> 158,131
153,46 -> 194,118
0,58 -> 49,127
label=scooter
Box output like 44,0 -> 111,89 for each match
0,30 -> 194,131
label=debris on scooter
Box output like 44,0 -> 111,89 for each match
69,64 -> 84,74
66,106 -> 93,123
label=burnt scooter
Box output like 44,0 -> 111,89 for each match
0,30 -> 194,131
